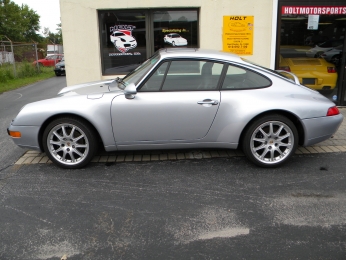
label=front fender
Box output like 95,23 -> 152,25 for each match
11,93 -> 122,148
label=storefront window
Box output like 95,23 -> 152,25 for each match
153,10 -> 198,51
98,9 -> 199,75
277,4 -> 346,104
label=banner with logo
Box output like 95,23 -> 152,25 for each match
222,16 -> 254,55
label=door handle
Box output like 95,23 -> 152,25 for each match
197,99 -> 219,105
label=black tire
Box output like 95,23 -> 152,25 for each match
330,55 -> 340,67
42,117 -> 98,169
55,72 -> 61,76
242,114 -> 298,167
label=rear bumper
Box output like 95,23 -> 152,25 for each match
302,114 -> 343,146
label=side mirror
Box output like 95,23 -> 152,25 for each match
124,83 -> 137,99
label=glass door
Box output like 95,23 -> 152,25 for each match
337,43 -> 346,104
277,4 -> 346,104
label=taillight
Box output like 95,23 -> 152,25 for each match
327,106 -> 340,116
278,66 -> 291,72
327,67 -> 336,73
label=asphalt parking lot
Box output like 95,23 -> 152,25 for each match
2,153 -> 346,260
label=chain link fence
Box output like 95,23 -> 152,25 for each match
0,36 -> 45,78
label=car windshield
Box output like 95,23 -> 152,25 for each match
119,53 -> 160,89
113,32 -> 125,36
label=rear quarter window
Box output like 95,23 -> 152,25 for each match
221,64 -> 272,90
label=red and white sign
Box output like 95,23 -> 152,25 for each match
282,6 -> 346,15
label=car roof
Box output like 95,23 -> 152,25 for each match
157,48 -> 244,63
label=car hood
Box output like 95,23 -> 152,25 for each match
58,79 -> 122,96
55,61 -> 65,66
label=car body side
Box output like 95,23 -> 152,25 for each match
8,68 -> 342,153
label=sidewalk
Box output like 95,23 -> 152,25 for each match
14,108 -> 346,165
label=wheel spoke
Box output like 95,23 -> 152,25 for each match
259,147 -> 270,159
253,137 -> 266,143
73,134 -> 84,143
278,142 -> 291,147
269,149 -> 275,161
259,128 -> 268,137
278,133 -> 290,142
275,125 -> 284,136
75,143 -> 88,149
61,125 -> 68,138
52,130 -> 63,141
73,148 -> 83,158
69,151 -> 76,162
269,123 -> 274,136
69,126 -> 76,138
50,140 -> 61,146
254,144 -> 266,151
62,150 -> 68,161
276,148 -> 284,156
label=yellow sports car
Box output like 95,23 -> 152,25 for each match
279,56 -> 337,93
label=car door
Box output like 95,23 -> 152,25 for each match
111,59 -> 224,144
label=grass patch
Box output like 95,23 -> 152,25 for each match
0,62 -> 55,94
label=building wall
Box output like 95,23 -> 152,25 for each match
60,0 -> 276,86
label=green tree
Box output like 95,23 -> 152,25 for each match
42,23 -> 62,45
0,0 -> 41,42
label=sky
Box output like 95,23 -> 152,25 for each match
11,0 -> 61,34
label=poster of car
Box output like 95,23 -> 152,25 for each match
110,30 -> 137,53
163,33 -> 188,46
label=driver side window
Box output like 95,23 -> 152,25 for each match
139,62 -> 169,92
139,60 -> 224,92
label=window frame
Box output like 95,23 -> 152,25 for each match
137,58 -> 273,92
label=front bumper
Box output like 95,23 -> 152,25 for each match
7,124 -> 42,151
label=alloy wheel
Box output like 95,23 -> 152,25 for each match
46,123 -> 90,166
250,120 -> 294,165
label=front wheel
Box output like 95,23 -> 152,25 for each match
242,115 -> 298,167
42,117 -> 98,169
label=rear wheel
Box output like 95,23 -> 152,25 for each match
42,117 -> 98,169
330,55 -> 341,67
242,114 -> 298,167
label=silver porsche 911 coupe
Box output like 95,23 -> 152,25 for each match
8,48 -> 343,169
